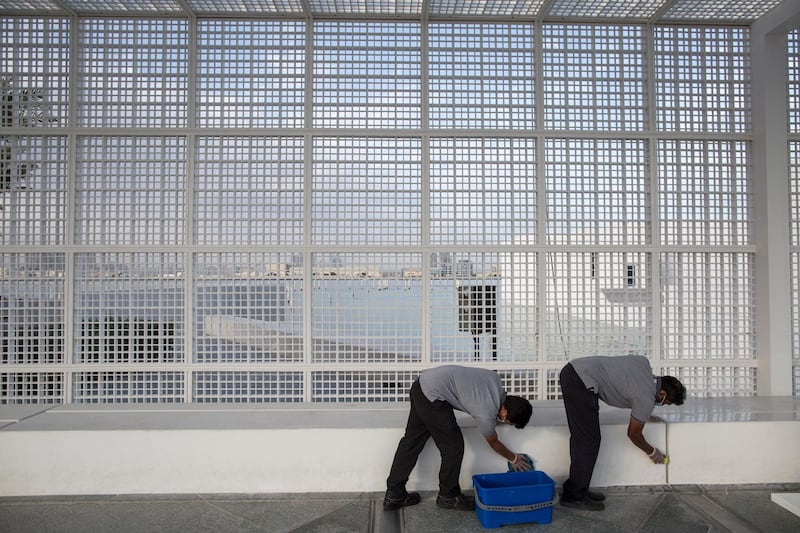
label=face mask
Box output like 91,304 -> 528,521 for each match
656,394 -> 666,406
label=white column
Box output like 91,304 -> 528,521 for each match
751,1 -> 800,395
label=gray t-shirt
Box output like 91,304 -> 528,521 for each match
570,355 -> 657,423
418,365 -> 506,437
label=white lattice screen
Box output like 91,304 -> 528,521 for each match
789,30 -> 800,396
0,16 -> 795,402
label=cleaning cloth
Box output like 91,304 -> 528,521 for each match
507,453 -> 535,472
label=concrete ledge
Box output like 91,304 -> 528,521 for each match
0,398 -> 798,497
668,420 -> 800,484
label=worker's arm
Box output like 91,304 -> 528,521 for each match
627,416 -> 667,463
626,417 -> 652,454
484,433 -> 515,462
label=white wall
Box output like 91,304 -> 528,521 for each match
1,400 -> 798,497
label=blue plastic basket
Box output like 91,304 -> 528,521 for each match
472,470 -> 556,528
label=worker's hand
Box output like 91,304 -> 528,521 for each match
509,453 -> 534,472
648,415 -> 663,423
648,448 -> 667,464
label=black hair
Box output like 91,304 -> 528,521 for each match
661,376 -> 686,405
503,395 -> 533,429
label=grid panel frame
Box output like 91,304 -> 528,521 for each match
78,18 -> 188,128
197,20 -> 305,129
660,365 -> 756,398
311,252 -> 423,364
430,137 -> 537,246
309,0 -> 422,15
312,21 -> 421,129
430,252 -> 539,363
194,252 -> 303,364
654,26 -> 751,133
1,136 -> 68,246
790,30 -> 799,134
195,136 -> 304,246
0,17 -> 70,129
662,0 -> 784,22
545,138 -> 648,245
542,24 -> 646,131
548,0 -> 663,18
72,371 -> 184,404
65,1 -> 183,12
189,1 -> 305,15
312,137 -> 422,246
311,370 -> 417,402
428,23 -> 535,130
1,253 -> 64,365
659,140 -> 752,246
73,252 -> 184,367
75,136 -> 186,246
660,252 -> 756,365
0,372 -> 63,404
430,0 -> 542,17
193,371 -> 304,403
545,368 -> 562,401
497,368 -> 539,399
545,251 -> 652,361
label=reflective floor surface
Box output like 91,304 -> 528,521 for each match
2,484 -> 800,533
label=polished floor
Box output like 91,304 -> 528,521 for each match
2,484 -> 799,533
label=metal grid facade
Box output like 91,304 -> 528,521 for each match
0,15 -> 796,403
791,30 -> 800,396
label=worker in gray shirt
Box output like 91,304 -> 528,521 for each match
559,356 -> 686,511
384,365 -> 533,512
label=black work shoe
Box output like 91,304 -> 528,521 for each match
586,490 -> 606,502
436,493 -> 475,511
383,491 -> 421,511
559,495 -> 605,511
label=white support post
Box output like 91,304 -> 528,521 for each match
751,1 -> 800,395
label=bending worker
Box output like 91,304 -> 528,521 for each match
384,365 -> 534,512
559,355 -> 686,511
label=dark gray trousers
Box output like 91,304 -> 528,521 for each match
386,379 -> 465,498
560,362 -> 601,500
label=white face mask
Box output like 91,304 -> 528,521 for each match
656,393 -> 667,406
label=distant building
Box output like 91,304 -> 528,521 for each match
455,259 -> 473,278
